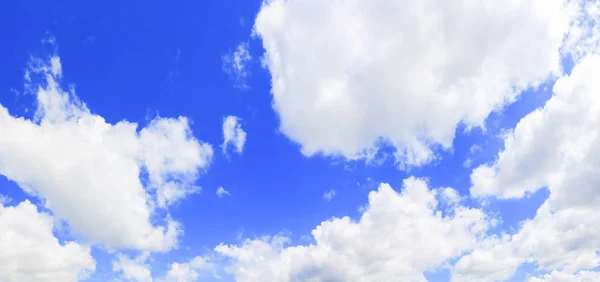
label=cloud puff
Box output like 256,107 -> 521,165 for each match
222,115 -> 247,155
216,178 -> 490,281
254,0 -> 573,168
0,200 -> 95,282
216,186 -> 231,198
457,55 -> 600,280
322,189 -> 335,201
0,56 -> 213,251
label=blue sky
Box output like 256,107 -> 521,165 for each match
1,1 -> 600,282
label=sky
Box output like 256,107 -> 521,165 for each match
1,0 -> 600,282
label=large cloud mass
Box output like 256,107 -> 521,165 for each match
0,57 -> 213,251
254,0 -> 572,167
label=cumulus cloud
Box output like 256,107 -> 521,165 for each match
216,186 -> 231,198
0,56 -> 213,251
216,178 -> 490,281
0,200 -> 95,282
222,115 -> 246,155
222,42 -> 252,89
254,0 -> 574,168
459,56 -> 600,280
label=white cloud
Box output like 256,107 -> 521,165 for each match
0,200 -> 95,282
528,270 -> 600,282
161,256 -> 214,282
439,187 -> 462,206
458,55 -> 600,280
562,1 -> 600,62
0,56 -> 213,252
112,254 -> 214,282
216,177 -> 490,281
322,189 -> 336,201
471,55 -> 600,200
254,0 -> 573,168
223,42 -> 252,89
222,115 -> 247,155
216,186 -> 231,198
463,145 -> 482,168
112,253 -> 152,282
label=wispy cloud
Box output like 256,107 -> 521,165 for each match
222,42 -> 252,89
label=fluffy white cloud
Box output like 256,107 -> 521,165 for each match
0,57 -> 213,251
458,56 -> 600,280
471,54 -> 600,201
254,0 -> 574,167
216,178 -> 490,281
222,115 -> 246,155
216,186 -> 231,198
0,200 -> 95,282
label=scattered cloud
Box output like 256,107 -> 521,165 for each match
469,145 -> 482,155
2,1 -> 600,281
216,186 -> 231,198
322,189 -> 336,201
161,256 -> 214,282
0,194 -> 11,205
222,42 -> 252,89
462,157 -> 473,168
528,270 -> 600,282
222,115 -> 247,155
112,253 -> 152,282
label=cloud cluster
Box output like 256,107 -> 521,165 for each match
254,0 -> 572,167
0,57 -> 213,252
459,55 -> 600,280
216,178 -> 490,281
2,0 -> 600,280
112,253 -> 213,282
